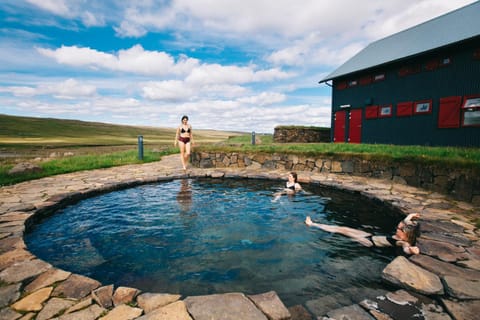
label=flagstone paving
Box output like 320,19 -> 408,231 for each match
0,154 -> 479,319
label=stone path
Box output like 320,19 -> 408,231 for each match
0,154 -> 479,320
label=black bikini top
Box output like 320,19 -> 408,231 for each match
181,126 -> 191,133
286,183 -> 296,190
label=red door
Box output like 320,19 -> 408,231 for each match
348,109 -> 362,143
333,110 -> 346,143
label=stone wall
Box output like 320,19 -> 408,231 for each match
273,126 -> 330,143
192,151 -> 480,205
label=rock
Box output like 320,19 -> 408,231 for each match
443,275 -> 480,299
441,299 -> 480,320
56,304 -> 105,320
0,235 -> 25,254
457,256 -> 480,271
24,268 -> 71,293
0,307 -> 22,320
52,274 -> 101,299
184,292 -> 268,320
0,259 -> 51,283
136,300 -> 192,320
99,304 -> 143,320
305,293 -> 352,317
416,238 -> 467,262
326,304 -> 374,320
36,297 -> 76,320
112,286 -> 140,306
136,293 -> 181,313
92,284 -> 113,309
248,291 -> 291,320
64,297 -> 93,314
0,249 -> 34,270
11,287 -> 53,312
410,254 -> 480,280
360,290 -> 450,320
0,283 -> 21,308
287,304 -> 313,320
8,163 -> 42,175
381,256 -> 444,295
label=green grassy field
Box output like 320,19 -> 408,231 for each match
1,114 -> 479,186
0,114 -> 244,185
0,114 -> 243,161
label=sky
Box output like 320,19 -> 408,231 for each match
0,0 -> 477,133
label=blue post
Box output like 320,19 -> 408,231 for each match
138,135 -> 144,160
251,131 -> 256,145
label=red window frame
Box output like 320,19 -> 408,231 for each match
462,95 -> 480,127
414,100 -> 433,115
378,105 -> 392,118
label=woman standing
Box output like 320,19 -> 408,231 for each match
174,115 -> 193,170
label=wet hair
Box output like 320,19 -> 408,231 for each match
289,172 -> 298,182
402,222 -> 420,245
181,115 -> 189,121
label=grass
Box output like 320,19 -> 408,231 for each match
1,114 -> 479,186
205,134 -> 480,168
0,148 -> 177,186
0,114 -> 243,186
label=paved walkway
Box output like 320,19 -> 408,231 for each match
0,155 -> 479,319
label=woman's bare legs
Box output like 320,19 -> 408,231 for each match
184,141 -> 191,168
178,141 -> 187,170
305,216 -> 374,247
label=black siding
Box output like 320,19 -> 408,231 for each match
331,37 -> 480,147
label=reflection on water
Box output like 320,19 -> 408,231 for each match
25,178 -> 401,307
177,179 -> 192,213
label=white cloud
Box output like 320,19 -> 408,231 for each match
37,45 -> 200,76
142,80 -> 193,101
0,78 -> 96,99
3,0 -> 477,133
26,0 -> 70,16
81,11 -> 105,27
237,92 -> 286,106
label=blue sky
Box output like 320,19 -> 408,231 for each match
0,0 -> 476,133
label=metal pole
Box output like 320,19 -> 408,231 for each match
251,131 -> 256,145
138,135 -> 144,160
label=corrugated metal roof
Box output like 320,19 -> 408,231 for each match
320,1 -> 480,82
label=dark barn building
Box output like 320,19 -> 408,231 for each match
320,1 -> 480,147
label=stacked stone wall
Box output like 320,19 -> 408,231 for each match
192,151 -> 480,204
273,126 -> 330,143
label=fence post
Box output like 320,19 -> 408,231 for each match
138,135 -> 144,160
251,131 -> 256,145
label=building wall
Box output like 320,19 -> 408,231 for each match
331,37 -> 480,147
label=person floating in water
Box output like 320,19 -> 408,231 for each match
305,213 -> 421,255
273,172 -> 302,201
174,115 -> 193,171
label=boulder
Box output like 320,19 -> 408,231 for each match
8,162 -> 42,175
382,256 -> 444,295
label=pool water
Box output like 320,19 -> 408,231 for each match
26,178 -> 402,306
